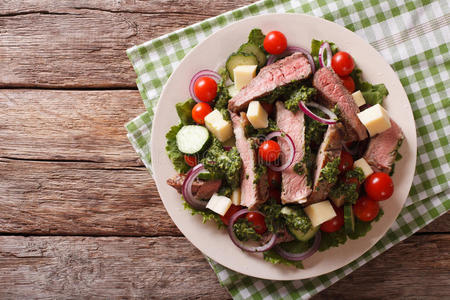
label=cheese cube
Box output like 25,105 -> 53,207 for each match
246,101 -> 268,129
206,193 -> 232,216
234,65 -> 257,91
352,90 -> 366,107
304,201 -> 336,227
357,104 -> 391,137
353,158 -> 374,179
228,84 -> 239,98
231,188 -> 241,206
204,109 -> 233,142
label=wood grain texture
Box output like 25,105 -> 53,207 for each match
0,236 -> 231,299
0,0 -> 256,88
0,89 -> 143,165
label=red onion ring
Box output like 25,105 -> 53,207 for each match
227,208 -> 277,252
318,42 -> 332,68
298,102 -> 338,125
267,46 -> 315,74
265,131 -> 296,172
274,231 -> 321,261
182,163 -> 208,210
189,70 -> 221,103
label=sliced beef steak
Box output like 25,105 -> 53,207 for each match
308,123 -> 344,204
364,119 -> 404,174
230,111 -> 269,209
167,174 -> 222,200
275,101 -> 312,204
313,67 -> 367,141
228,53 -> 312,112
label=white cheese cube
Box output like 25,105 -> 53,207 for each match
246,101 -> 268,129
206,193 -> 232,216
228,84 -> 239,98
304,201 -> 336,227
231,188 -> 241,206
352,90 -> 366,107
234,65 -> 257,91
357,104 -> 391,137
353,158 -> 374,179
204,109 -> 233,142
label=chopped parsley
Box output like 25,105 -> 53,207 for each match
319,157 -> 341,184
233,219 -> 262,241
283,85 -> 317,112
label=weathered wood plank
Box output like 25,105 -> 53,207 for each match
0,158 -> 179,236
0,89 -> 143,165
0,0 -> 256,88
0,235 -> 448,299
0,236 -> 231,299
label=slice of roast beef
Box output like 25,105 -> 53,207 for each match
167,174 -> 222,200
228,53 -> 312,112
313,67 -> 367,141
275,101 -> 312,204
308,123 -> 344,204
364,119 -> 404,174
230,111 -> 269,209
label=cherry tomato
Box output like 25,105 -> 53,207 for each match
340,76 -> 355,93
246,212 -> 267,234
258,140 -> 281,162
194,76 -> 217,102
331,51 -> 355,76
338,150 -> 354,173
364,172 -> 394,201
267,169 -> 281,189
269,189 -> 281,204
263,31 -> 287,55
184,155 -> 197,167
320,206 -> 344,233
261,102 -> 274,115
220,204 -> 243,226
354,196 -> 380,221
192,102 -> 212,125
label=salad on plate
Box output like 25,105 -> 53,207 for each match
165,29 -> 404,268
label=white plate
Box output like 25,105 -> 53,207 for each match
151,13 -> 417,280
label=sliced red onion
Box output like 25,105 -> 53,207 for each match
228,209 -> 277,252
318,42 -> 332,68
274,231 -> 321,261
189,69 -> 221,103
267,46 -> 315,74
223,146 -> 232,151
265,131 -> 296,172
298,101 -> 338,125
182,163 -> 208,210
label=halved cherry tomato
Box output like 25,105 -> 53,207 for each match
263,31 -> 287,55
184,155 -> 197,167
354,196 -> 380,221
246,212 -> 267,234
338,150 -> 354,173
269,189 -> 281,204
331,51 -> 355,76
267,169 -> 281,189
258,140 -> 281,162
261,102 -> 274,115
340,75 -> 355,93
194,76 -> 217,102
220,204 -> 243,226
320,206 -> 344,233
364,172 -> 394,201
192,102 -> 212,125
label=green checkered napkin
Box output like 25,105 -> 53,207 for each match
125,0 -> 449,298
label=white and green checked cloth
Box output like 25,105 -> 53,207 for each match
125,0 -> 449,298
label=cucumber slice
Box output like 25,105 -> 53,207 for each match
238,42 -> 267,68
176,125 -> 210,154
288,225 -> 319,242
225,52 -> 258,81
344,204 -> 355,233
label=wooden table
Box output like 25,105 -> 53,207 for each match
1,1 -> 448,298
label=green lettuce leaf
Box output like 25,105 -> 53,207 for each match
350,68 -> 389,105
175,98 -> 196,125
183,201 -> 224,229
248,28 -> 265,49
263,250 -> 304,269
165,123 -> 190,174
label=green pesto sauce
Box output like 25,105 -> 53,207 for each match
233,219 -> 262,241
319,157 -> 341,184
283,85 -> 317,112
253,163 -> 267,184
